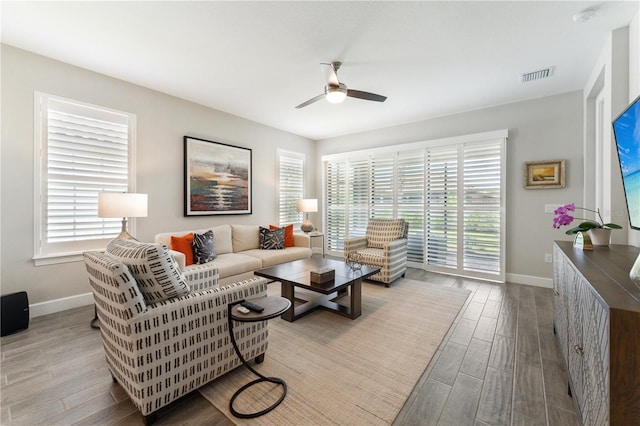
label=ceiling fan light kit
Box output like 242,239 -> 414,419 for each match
296,61 -> 387,109
324,83 -> 347,104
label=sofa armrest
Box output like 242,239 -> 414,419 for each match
383,238 -> 408,259
183,263 -> 219,292
293,232 -> 310,248
384,237 -> 408,251
145,277 -> 268,313
344,236 -> 367,254
168,248 -> 187,271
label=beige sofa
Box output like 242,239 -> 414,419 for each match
155,224 -> 311,286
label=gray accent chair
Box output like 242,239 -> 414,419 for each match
344,218 -> 409,287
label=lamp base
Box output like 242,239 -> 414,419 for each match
300,220 -> 314,233
116,218 -> 138,240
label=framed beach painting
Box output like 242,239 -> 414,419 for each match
524,159 -> 565,189
184,136 -> 252,216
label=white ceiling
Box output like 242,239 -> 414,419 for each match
2,1 -> 638,140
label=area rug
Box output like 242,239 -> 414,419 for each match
198,278 -> 470,425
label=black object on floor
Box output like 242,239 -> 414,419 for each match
1,291 -> 29,336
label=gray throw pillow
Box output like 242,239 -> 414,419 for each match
193,230 -> 216,264
259,226 -> 285,250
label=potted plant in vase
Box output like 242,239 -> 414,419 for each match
552,203 -> 622,245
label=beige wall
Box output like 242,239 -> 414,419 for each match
1,45 -> 315,313
316,92 -> 585,285
583,17 -> 640,248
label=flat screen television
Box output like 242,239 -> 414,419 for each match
612,94 -> 640,231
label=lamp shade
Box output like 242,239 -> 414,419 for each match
98,193 -> 148,218
296,199 -> 318,213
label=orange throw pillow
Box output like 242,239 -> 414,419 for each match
270,224 -> 294,247
171,233 -> 194,266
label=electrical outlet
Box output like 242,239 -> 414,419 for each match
544,253 -> 552,263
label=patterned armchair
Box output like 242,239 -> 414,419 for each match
344,219 -> 409,287
83,239 -> 269,424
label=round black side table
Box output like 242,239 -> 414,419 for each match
227,296 -> 291,418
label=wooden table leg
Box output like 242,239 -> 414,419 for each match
280,281 -> 295,322
350,279 -> 362,319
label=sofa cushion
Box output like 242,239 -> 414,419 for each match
193,230 -> 216,264
259,226 -> 285,250
269,224 -> 294,247
243,247 -> 313,267
171,233 -> 194,266
211,224 -> 233,254
232,225 -> 260,252
106,239 -> 190,304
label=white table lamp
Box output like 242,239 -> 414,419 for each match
98,192 -> 148,240
296,198 -> 317,233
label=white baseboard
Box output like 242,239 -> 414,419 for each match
506,273 -> 553,288
29,292 -> 94,318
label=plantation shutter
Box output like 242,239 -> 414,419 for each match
348,158 -> 370,238
322,129 -> 505,282
34,93 -> 135,263
425,146 -> 459,270
326,160 -> 348,251
370,155 -> 394,219
397,150 -> 425,263
277,150 -> 304,225
462,141 -> 502,275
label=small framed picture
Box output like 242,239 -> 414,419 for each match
524,159 -> 565,189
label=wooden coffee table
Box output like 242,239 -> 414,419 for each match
254,258 -> 380,322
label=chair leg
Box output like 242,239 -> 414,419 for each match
255,353 -> 265,364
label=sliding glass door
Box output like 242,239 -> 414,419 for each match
323,131 -> 506,282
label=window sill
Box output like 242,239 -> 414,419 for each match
33,252 -> 89,266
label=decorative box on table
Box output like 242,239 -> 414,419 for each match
310,267 -> 335,284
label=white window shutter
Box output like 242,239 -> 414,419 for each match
34,93 -> 135,262
277,150 -> 304,225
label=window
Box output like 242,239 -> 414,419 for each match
34,93 -> 136,265
276,149 -> 304,225
323,130 -> 506,282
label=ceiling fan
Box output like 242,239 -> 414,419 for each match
295,62 -> 387,109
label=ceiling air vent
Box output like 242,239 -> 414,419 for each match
521,67 -> 554,83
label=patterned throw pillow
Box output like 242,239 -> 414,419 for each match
259,226 -> 285,250
269,224 -> 294,247
193,230 -> 216,264
106,239 -> 190,304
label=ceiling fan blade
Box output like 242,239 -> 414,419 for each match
295,93 -> 325,109
347,89 -> 387,102
321,62 -> 340,86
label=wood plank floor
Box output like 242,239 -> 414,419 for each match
394,269 -> 579,426
1,268 -> 579,425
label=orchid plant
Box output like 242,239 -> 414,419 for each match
552,203 -> 622,235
